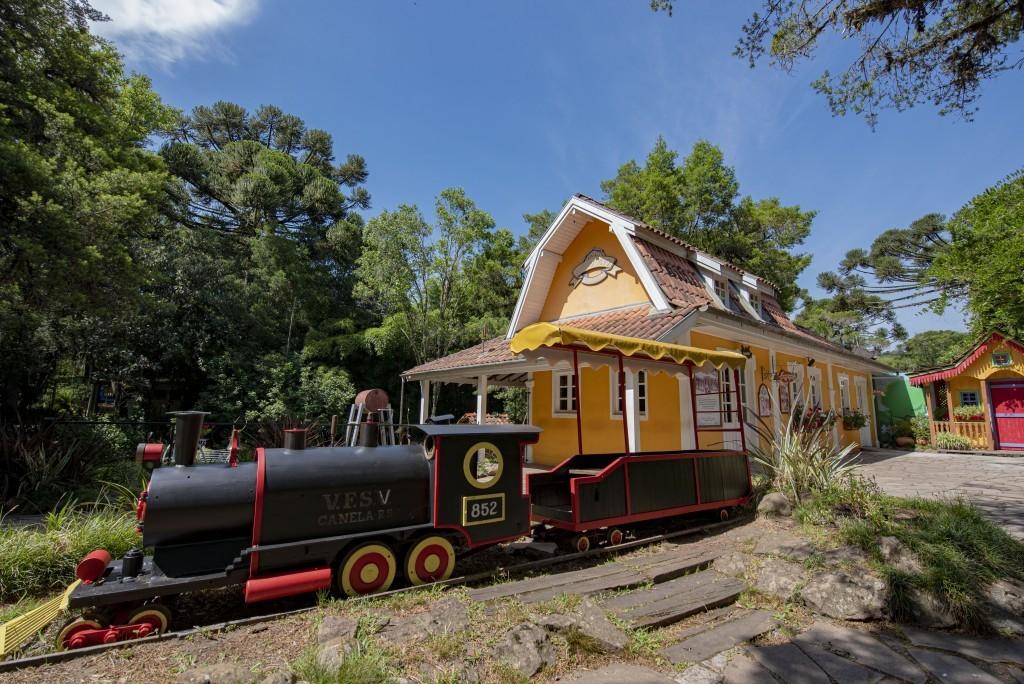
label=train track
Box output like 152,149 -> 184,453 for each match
0,515 -> 746,674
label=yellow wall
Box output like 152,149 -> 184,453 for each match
939,341 -> 1024,415
689,331 -> 767,450
539,220 -> 650,321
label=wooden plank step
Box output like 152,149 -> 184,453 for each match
608,570 -> 745,629
632,545 -> 723,583
468,562 -> 644,604
661,609 -> 778,664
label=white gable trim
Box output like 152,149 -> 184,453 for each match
507,196 -> 672,338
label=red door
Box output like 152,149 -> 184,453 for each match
991,382 -> 1024,450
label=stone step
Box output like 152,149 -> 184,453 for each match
795,621 -> 927,684
605,570 -> 745,629
794,640 -> 884,684
661,609 -> 777,664
907,647 -> 1003,684
902,625 -> 1024,666
468,538 -> 722,604
564,663 -> 678,683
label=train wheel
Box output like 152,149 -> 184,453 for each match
607,528 -> 624,546
127,604 -> 171,635
404,536 -> 456,586
338,542 -> 397,597
571,534 -> 591,553
56,618 -> 102,650
719,508 -> 731,522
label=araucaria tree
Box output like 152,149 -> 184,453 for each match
600,137 -> 814,310
652,1 -> 1024,125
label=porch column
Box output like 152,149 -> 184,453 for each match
624,368 -> 641,452
476,375 -> 488,425
980,378 -> 995,450
524,376 -> 534,462
823,361 -> 839,449
924,383 -> 935,419
768,351 -> 782,438
418,380 -> 431,423
678,373 -> 696,450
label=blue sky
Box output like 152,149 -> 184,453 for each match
92,1 -> 1024,337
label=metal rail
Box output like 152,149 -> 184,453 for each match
0,515 -> 746,673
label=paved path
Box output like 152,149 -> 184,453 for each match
856,449 -> 1024,539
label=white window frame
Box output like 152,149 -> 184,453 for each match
713,278 -> 729,307
807,366 -> 822,409
748,291 -> 763,320
838,374 -> 851,412
788,362 -> 804,409
553,371 -> 577,416
610,367 -> 648,420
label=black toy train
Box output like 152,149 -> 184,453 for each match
56,397 -> 752,650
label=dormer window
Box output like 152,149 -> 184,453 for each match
713,279 -> 728,306
749,291 -> 762,319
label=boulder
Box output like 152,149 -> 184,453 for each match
754,558 -> 804,601
878,536 -> 922,573
177,663 -> 258,684
752,531 -> 814,561
537,598 -> 627,653
757,492 -> 793,518
819,545 -> 867,566
495,623 -> 555,677
377,597 -> 470,645
711,552 -> 748,578
317,615 -> 358,645
909,589 -> 958,629
800,570 -> 887,620
257,673 -> 294,684
988,579 -> 1024,617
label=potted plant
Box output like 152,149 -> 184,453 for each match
892,418 -> 916,447
842,410 -> 867,431
952,404 -> 984,422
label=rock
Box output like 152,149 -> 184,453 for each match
537,598 -> 627,653
495,623 -> 555,678
878,536 -> 922,573
317,614 -> 358,645
753,531 -> 814,560
712,552 -> 748,578
757,492 -> 792,517
378,597 -> 470,645
988,579 -> 1024,617
674,664 -> 724,684
800,570 -> 887,620
702,652 -> 733,673
568,663 -> 678,683
177,663 -> 258,684
754,558 -> 804,601
257,673 -> 294,684
819,546 -> 867,566
910,589 -> 958,628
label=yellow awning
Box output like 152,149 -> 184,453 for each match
509,322 -> 746,369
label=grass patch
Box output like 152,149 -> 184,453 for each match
0,502 -> 138,601
796,477 -> 1024,631
291,636 -> 395,684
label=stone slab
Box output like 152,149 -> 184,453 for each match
662,609 -> 777,664
609,570 -> 744,628
746,643 -> 830,683
795,640 -> 883,684
796,621 -> 927,684
722,653 -> 776,684
752,530 -> 815,559
902,625 -> 1024,666
908,647 -> 1003,684
565,663 -> 678,683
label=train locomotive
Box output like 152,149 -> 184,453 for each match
53,392 -> 752,650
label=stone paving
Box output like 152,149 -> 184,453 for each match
856,448 -> 1024,539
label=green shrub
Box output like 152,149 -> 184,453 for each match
749,410 -> 858,504
0,504 -> 139,600
910,416 -> 931,442
934,431 -> 973,450
842,410 -> 867,430
952,404 -> 984,421
891,418 -> 914,439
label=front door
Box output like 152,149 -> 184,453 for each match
854,377 -> 873,447
991,382 -> 1024,450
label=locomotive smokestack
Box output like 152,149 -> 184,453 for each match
284,428 -> 306,451
170,411 -> 208,466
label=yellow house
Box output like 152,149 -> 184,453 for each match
909,332 -> 1024,451
402,195 -> 891,467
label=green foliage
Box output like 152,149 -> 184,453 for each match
749,411 -> 859,504
932,171 -> 1024,340
0,0 -> 176,412
491,387 -> 528,424
599,137 -> 812,310
0,504 -> 138,600
659,1 -> 1024,124
841,410 -> 867,430
934,431 -> 973,450
796,273 -> 906,354
952,404 -> 984,421
797,481 -> 1024,631
910,416 -> 931,442
878,330 -> 973,373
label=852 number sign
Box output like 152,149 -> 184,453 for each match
462,493 -> 505,526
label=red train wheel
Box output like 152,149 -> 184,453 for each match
572,534 -> 590,553
404,536 -> 456,586
56,618 -> 102,650
607,528 -> 624,546
127,604 -> 171,634
338,542 -> 396,597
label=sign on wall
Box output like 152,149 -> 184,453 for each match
778,381 -> 792,414
569,249 -> 622,287
694,371 -> 722,427
758,383 -> 772,417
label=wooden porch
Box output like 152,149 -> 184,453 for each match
929,420 -> 993,450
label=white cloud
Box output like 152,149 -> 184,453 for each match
91,0 -> 259,66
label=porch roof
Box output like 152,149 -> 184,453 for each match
909,332 -> 1024,385
509,322 -> 746,369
